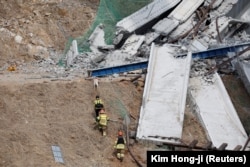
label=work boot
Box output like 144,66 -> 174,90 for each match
117,153 -> 121,159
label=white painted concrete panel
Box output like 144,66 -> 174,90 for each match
169,15 -> 195,40
121,34 -> 145,55
116,0 -> 181,33
137,44 -> 192,143
169,0 -> 204,22
189,74 -> 248,149
144,32 -> 161,45
241,4 -> 250,21
152,18 -> 179,35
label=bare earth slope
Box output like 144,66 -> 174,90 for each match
0,77 -> 146,167
0,72 -> 211,167
0,0 -> 99,66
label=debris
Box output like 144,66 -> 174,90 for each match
51,145 -> 64,164
129,113 -> 136,120
7,64 -> 17,71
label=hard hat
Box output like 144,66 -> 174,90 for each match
96,95 -> 100,99
118,130 -> 123,136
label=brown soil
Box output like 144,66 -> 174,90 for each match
0,72 -> 209,167
222,74 -> 250,134
0,75 -> 146,167
0,0 -> 99,66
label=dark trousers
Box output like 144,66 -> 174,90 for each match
95,108 -> 101,118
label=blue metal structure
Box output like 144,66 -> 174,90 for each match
88,61 -> 148,77
178,42 -> 250,58
88,42 -> 250,77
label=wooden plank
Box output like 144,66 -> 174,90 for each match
204,141 -> 213,150
217,143 -> 228,150
189,140 -> 198,148
233,145 -> 242,151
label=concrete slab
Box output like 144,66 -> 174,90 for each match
116,0 -> 180,33
136,44 -> 192,143
190,39 -> 209,52
121,34 -> 145,55
189,73 -> 249,150
169,15 -> 195,40
152,18 -> 179,35
144,31 -> 161,45
169,0 -> 204,23
88,24 -> 106,54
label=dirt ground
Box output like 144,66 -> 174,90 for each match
221,74 -> 250,134
0,72 -> 209,167
0,0 -> 250,167
0,74 -> 145,167
0,0 -> 99,66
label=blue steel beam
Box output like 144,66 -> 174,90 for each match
178,42 -> 250,58
88,42 -> 250,77
88,61 -> 148,77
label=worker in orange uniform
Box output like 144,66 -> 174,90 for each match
114,130 -> 126,161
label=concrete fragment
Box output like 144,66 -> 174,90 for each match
14,35 -> 22,44
66,40 -> 79,67
121,34 -> 145,55
169,0 -> 205,23
88,24 -> 107,53
152,18 -> 179,35
190,38 -> 209,52
116,0 -> 181,33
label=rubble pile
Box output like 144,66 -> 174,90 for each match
190,59 -> 217,84
2,0 -> 250,85
74,0 -> 250,76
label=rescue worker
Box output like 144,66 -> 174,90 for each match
114,130 -> 126,161
94,95 -> 104,120
96,109 -> 109,136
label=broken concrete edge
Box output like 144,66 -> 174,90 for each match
236,60 -> 250,95
66,40 -> 79,67
188,73 -> 249,150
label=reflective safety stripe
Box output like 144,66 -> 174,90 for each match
116,144 -> 125,149
94,99 -> 103,104
99,114 -> 107,126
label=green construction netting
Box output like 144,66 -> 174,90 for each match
77,0 -> 152,52
61,0 -> 152,59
